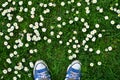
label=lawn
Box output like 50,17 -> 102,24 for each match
0,0 -> 120,80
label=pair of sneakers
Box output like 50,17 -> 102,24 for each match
33,60 -> 81,80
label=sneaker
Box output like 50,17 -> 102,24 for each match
65,60 -> 81,80
33,60 -> 51,80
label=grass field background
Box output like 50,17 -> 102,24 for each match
0,0 -> 120,80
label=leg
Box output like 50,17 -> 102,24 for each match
33,60 -> 51,80
65,60 -> 81,80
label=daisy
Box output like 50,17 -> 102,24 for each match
61,2 -> 65,6
97,61 -> 102,65
57,17 -> 61,21
28,1 -> 32,5
47,39 -> 52,43
77,2 -> 81,6
68,49 -> 72,53
68,56 -> 73,60
90,63 -> 94,67
96,50 -> 101,54
29,62 -> 34,68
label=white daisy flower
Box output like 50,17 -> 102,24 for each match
92,0 -> 97,4
28,1 -> 32,5
29,62 -> 34,68
7,68 -> 12,72
82,28 -> 87,32
95,24 -> 100,28
74,17 -> 79,21
13,76 -> 17,80
98,33 -> 102,38
97,61 -> 102,65
3,69 -> 8,74
47,39 -> 52,43
9,53 -> 14,58
7,45 -> 11,49
77,2 -> 81,6
68,49 -> 72,53
42,28 -> 47,32
57,17 -> 61,21
90,63 -> 94,67
19,1 -> 23,6
61,2 -> 65,6
6,58 -> 12,64
116,24 -> 120,29
104,16 -> 109,20
72,54 -> 77,58
69,20 -> 73,24
110,20 -> 115,25
59,40 -> 63,44
24,67 -> 29,72
68,56 -> 73,60
108,46 -> 112,51
29,49 -> 34,54
66,42 -> 70,46
89,48 -> 93,52
96,50 -> 101,54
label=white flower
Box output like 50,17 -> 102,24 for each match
59,31 -> 63,35
59,40 -> 63,44
43,36 -> 47,40
9,53 -> 14,58
61,2 -> 65,6
81,18 -> 85,22
92,0 -> 97,4
82,28 -> 87,32
0,32 -> 3,36
42,28 -> 47,32
96,50 -> 101,54
97,61 -> 102,65
108,46 -> 112,51
57,17 -> 61,21
105,48 -> 108,52
68,56 -> 73,60
98,33 -> 102,38
77,2 -> 81,6
3,69 -> 7,74
6,58 -> 12,64
86,9 -> 90,14
24,8 -> 28,12
95,24 -> 100,28
13,76 -> 17,80
75,50 -> 79,53
66,42 -> 70,46
7,45 -> 11,49
74,17 -> 79,21
29,49 -> 33,54
110,20 -> 115,25
22,58 -> 25,62
28,1 -> 32,5
85,37 -> 89,41
99,8 -> 103,13
90,63 -> 94,67
50,31 -> 54,36
73,44 -> 77,49
18,1 -> 23,6
72,54 -> 77,58
17,74 -> 21,78
89,48 -> 93,52
43,4 -> 47,8
47,39 -> 52,43
69,20 -> 73,24
5,35 -> 10,40
7,68 -> 12,72
92,37 -> 96,42
104,16 -> 109,20
116,24 -> 120,29
14,71 -> 18,74
72,36 -> 76,40
25,43 -> 29,47
62,22 -> 66,26
9,32 -> 14,36
48,2 -> 53,6
68,49 -> 72,53
56,35 -> 60,38
34,49 -> 38,53
13,45 -> 17,49
24,67 -> 29,72
75,40 -> 78,43
4,41 -> 8,46
29,62 -> 34,68
39,3 -> 44,7
85,45 -> 89,49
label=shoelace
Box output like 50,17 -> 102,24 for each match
36,71 -> 49,79
67,71 -> 79,80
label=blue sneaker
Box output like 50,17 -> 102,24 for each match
65,60 -> 81,80
33,60 -> 51,80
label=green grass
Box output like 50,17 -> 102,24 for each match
0,0 -> 120,80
